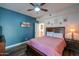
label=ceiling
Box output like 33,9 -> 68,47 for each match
0,3 -> 77,18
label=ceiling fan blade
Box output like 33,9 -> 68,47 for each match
30,3 -> 35,7
27,9 -> 33,11
41,8 -> 48,12
40,3 -> 46,6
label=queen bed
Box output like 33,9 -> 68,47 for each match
26,27 -> 66,56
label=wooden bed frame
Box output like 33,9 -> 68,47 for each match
26,27 -> 65,56
26,44 -> 47,56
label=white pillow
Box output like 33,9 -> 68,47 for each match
47,32 -> 54,37
53,33 -> 63,38
47,32 -> 63,38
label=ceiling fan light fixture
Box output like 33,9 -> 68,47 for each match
34,7 -> 40,12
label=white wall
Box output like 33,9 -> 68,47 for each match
37,4 -> 79,40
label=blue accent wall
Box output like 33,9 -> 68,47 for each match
0,26 -> 2,36
0,7 -> 36,46
0,10 -> 2,35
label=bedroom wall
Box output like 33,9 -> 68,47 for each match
0,7 -> 36,46
37,4 -> 79,40
0,26 -> 2,36
0,11 -> 2,35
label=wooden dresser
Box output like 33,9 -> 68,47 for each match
0,42 -> 5,56
65,39 -> 79,55
0,35 -> 5,56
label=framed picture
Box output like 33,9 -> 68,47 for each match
20,22 -> 31,27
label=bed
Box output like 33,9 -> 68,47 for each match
26,27 -> 66,56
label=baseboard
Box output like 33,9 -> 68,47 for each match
6,41 -> 27,50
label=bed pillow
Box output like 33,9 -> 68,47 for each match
53,33 -> 63,38
47,32 -> 63,38
47,32 -> 54,37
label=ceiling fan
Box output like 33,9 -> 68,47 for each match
27,3 -> 48,12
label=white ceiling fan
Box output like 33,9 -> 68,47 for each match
27,3 -> 48,12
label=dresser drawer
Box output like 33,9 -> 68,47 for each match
66,39 -> 79,53
0,42 -> 5,55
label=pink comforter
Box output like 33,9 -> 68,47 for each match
27,36 -> 66,56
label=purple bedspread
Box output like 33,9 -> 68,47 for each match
26,36 -> 66,56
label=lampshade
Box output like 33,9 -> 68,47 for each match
70,28 -> 75,32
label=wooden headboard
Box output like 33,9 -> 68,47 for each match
46,27 -> 65,39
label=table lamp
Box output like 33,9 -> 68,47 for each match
70,28 -> 75,40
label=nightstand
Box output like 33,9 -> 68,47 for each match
65,39 -> 79,55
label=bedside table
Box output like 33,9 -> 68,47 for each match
65,39 -> 79,55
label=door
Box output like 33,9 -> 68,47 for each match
35,23 -> 45,38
